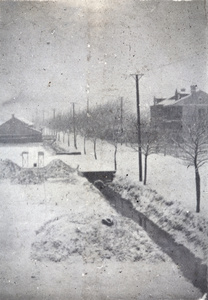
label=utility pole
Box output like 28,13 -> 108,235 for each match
42,110 -> 45,124
42,110 -> 45,135
131,73 -> 144,182
120,97 -> 123,134
53,109 -> 56,136
35,108 -> 38,126
87,99 -> 90,114
120,97 -> 123,145
71,102 -> 77,149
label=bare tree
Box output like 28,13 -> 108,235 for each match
174,119 -> 208,213
128,114 -> 160,185
62,99 -> 125,162
76,111 -> 88,154
96,101 -> 121,169
141,123 -> 159,185
76,109 -> 99,159
82,100 -> 121,161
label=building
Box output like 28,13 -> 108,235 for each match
150,85 -> 208,136
0,114 -> 42,143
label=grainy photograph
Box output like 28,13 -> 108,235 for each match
0,0 -> 207,299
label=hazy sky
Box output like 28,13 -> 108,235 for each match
0,0 -> 207,122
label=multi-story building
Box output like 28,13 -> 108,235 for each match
150,85 -> 208,136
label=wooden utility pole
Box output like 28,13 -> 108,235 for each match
53,109 -> 56,135
131,73 -> 144,182
71,102 -> 77,149
34,108 -> 39,129
42,110 -> 45,124
87,99 -> 90,114
120,97 -> 123,133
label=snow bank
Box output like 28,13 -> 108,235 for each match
44,159 -> 77,177
12,168 -> 46,185
49,136 -> 208,261
0,159 -> 21,179
110,177 -> 208,261
7,159 -> 78,184
31,213 -> 166,264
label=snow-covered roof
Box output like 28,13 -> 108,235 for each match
154,90 -> 208,107
160,94 -> 191,106
156,99 -> 180,106
15,117 -> 34,126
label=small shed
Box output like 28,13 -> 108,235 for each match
0,114 -> 42,143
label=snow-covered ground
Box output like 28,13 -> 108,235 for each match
53,134 -> 115,171
0,135 -> 207,219
0,177 -> 202,299
0,137 -> 114,171
54,133 -> 208,218
0,143 -> 52,168
116,146 -> 208,218
0,135 -> 206,298
52,134 -> 208,260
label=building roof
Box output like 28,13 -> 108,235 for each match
17,117 -> 34,127
153,89 -> 208,107
172,90 -> 208,106
0,115 -> 41,136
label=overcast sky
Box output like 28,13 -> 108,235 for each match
0,0 -> 207,122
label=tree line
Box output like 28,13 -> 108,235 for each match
43,101 -> 208,213
44,100 -> 160,182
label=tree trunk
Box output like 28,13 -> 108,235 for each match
74,132 -> 77,149
67,132 -> 70,147
114,143 -> 117,171
195,166 -> 200,213
84,136 -> 86,155
94,138 -> 97,160
144,154 -> 148,185
164,144 -> 166,156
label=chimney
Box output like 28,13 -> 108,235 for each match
190,85 -> 197,94
12,114 -> 15,119
175,89 -> 180,100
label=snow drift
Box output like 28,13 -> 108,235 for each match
31,214 -> 167,263
0,159 -> 21,179
0,159 -> 78,184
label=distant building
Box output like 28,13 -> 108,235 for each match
0,114 -> 42,143
150,85 -> 208,135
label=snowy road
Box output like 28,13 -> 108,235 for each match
0,174 -> 202,299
